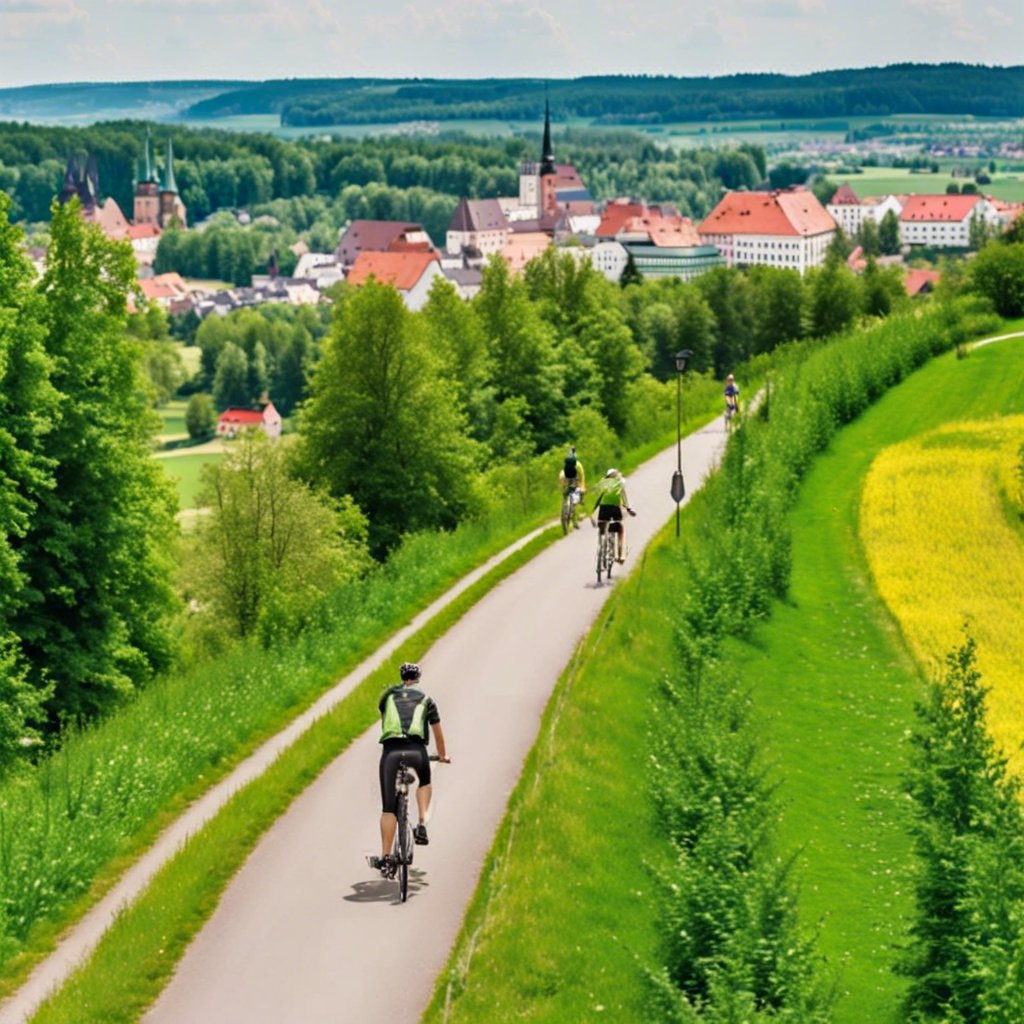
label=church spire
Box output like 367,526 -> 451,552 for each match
161,137 -> 178,194
540,96 -> 556,176
143,129 -> 155,183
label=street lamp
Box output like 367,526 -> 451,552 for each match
672,349 -> 692,538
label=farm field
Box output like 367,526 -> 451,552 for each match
426,331 -> 1024,1024
839,165 -> 1024,202
860,414 -> 1024,774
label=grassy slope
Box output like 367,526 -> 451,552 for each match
741,335 -> 1024,1021
426,332 -> 1024,1023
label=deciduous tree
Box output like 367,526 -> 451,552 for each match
299,280 -> 483,554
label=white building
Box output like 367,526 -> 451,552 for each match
899,194 -> 1001,247
698,187 -> 837,274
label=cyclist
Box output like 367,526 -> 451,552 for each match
724,373 -> 740,429
558,446 -> 586,529
589,468 -> 636,563
370,662 -> 450,879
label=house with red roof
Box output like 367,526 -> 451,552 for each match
335,221 -> 436,270
698,187 -> 837,274
216,402 -> 283,439
346,250 -> 444,311
899,194 -> 1000,247
904,268 -> 941,297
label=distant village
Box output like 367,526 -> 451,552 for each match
55,106 -> 1024,319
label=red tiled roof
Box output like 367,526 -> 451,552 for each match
346,250 -> 439,291
218,408 -> 265,425
904,268 -> 941,296
699,188 -> 835,237
336,220 -> 423,263
127,223 -> 161,240
829,183 -> 860,205
900,194 -> 981,222
595,201 -> 647,237
626,214 -> 701,247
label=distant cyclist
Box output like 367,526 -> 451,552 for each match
724,373 -> 740,430
558,446 -> 586,529
369,662 -> 450,879
589,468 -> 635,563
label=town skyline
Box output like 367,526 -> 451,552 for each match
0,0 -> 1019,92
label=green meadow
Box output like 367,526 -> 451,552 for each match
157,451 -> 224,509
839,165 -> 1024,202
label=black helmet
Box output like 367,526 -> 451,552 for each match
399,662 -> 421,681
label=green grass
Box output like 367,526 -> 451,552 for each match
155,398 -> 188,439
841,166 -> 1024,202
156,451 -> 223,509
425,327 -> 1024,1023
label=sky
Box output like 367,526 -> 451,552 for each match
0,0 -> 1020,90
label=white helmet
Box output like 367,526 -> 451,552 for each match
605,468 -> 618,478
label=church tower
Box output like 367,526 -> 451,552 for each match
133,129 -> 160,227
157,137 -> 187,228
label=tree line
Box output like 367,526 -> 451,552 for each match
171,66 -> 1024,126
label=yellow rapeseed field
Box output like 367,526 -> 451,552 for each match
860,416 -> 1024,771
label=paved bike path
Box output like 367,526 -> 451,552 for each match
140,421 -> 726,1024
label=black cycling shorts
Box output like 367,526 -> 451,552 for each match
379,741 -> 431,814
597,504 -> 623,532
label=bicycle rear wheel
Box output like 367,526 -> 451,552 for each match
560,494 -> 571,534
396,795 -> 412,902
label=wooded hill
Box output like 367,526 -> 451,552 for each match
179,64 -> 1024,126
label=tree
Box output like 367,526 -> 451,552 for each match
213,341 -> 251,409
188,430 -> 371,639
878,209 -> 901,255
473,257 -> 564,452
900,633 -> 1024,1022
807,257 -> 862,338
969,242 -> 1024,317
16,200 -> 179,728
298,280 -> 483,554
185,393 -> 217,438
0,193 -> 54,765
860,258 -> 906,318
751,266 -> 806,353
855,216 -> 881,257
420,277 -> 493,441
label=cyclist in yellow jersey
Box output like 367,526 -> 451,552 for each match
558,446 -> 586,529
589,468 -> 635,563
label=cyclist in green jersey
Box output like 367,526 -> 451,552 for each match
589,468 -> 636,563
370,662 -> 450,878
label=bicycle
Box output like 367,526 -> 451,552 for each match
560,484 -> 582,534
592,518 -> 622,583
372,754 -> 439,902
724,400 -> 739,433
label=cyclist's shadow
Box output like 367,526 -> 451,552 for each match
343,867 -> 429,904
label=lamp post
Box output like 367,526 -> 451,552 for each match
671,349 -> 692,538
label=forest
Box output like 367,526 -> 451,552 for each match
176,65 -> 1024,125
0,119 -> 771,276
